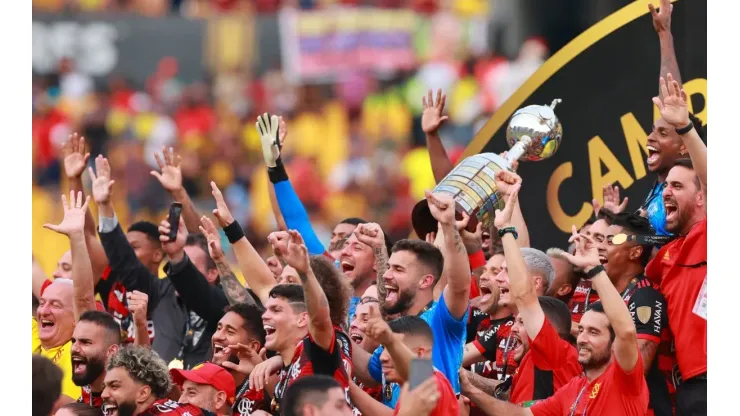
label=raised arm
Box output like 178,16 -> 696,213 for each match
61,134 -> 108,281
364,303 -> 415,382
421,89 -> 455,183
199,215 -> 257,307
259,114 -> 326,255
562,227 -> 639,372
654,74 -> 707,192
353,223 -> 390,301
460,369 -> 532,416
150,147 -> 202,233
210,181 -> 276,304
494,183 -> 545,339
43,191 -> 96,321
278,230 -> 334,351
128,291 -> 151,348
426,191 -> 471,320
649,0 -> 682,98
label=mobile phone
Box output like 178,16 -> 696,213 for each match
168,202 -> 183,241
409,358 -> 434,390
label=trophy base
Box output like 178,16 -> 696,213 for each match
411,199 -> 477,240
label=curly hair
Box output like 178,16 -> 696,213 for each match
107,345 -> 171,398
310,255 -> 351,328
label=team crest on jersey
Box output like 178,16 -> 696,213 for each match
589,383 -> 601,399
236,397 -> 254,415
636,306 -> 652,324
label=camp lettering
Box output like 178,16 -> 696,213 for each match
547,78 -> 707,233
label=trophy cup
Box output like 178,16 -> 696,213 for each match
411,99 -> 564,239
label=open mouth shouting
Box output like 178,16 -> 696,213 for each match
349,330 -> 364,345
664,199 -> 678,223
71,354 -> 87,375
646,144 -> 661,168
102,402 -> 118,416
340,257 -> 355,278
264,324 -> 277,347
384,284 -> 399,304
212,341 -> 231,363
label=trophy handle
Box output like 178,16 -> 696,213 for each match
505,135 -> 532,166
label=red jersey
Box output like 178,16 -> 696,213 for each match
78,385 -> 103,409
392,371 -> 459,416
271,330 -> 351,415
353,375 -> 383,402
96,267 -> 156,345
471,315 -> 518,381
141,398 -> 216,415
232,380 -> 269,416
509,319 -> 582,406
531,356 -> 649,416
646,217 -> 707,380
568,279 -> 600,324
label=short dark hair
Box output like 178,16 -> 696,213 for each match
269,284 -> 307,314
598,209 -> 655,267
310,255 -> 351,328
585,301 -> 616,342
340,217 -> 365,226
33,355 -> 63,416
127,221 -> 161,247
388,316 -> 434,344
671,158 -> 701,189
78,310 -> 122,346
226,303 -> 267,347
391,239 -> 444,286
281,375 -> 342,416
539,296 -> 572,339
57,403 -> 104,416
185,233 -> 217,271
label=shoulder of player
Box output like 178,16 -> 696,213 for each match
628,283 -> 665,306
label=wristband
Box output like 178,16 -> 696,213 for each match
223,220 -> 245,244
675,121 -> 694,135
585,264 -> 605,279
497,227 -> 518,240
267,161 -> 289,183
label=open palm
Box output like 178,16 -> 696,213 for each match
210,181 -> 235,227
44,191 -> 90,236
199,215 -> 225,261
151,147 -> 183,192
89,155 -> 115,205
653,73 -> 689,128
282,230 -> 310,274
421,89 -> 449,135
62,133 -> 89,179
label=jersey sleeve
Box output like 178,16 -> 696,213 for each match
529,319 -> 573,371
628,286 -> 666,344
368,346 -> 384,384
473,328 -> 499,362
614,353 -> 646,397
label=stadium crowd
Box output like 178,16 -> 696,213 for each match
32,1 -> 707,416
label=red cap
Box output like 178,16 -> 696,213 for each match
170,363 -> 237,405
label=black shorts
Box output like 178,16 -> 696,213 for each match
676,374 -> 707,416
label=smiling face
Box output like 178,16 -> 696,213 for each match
585,219 -> 610,269
52,251 -> 72,279
71,321 -> 117,387
349,302 -> 379,352
379,334 -> 430,384
101,367 -> 145,416
381,250 -> 433,316
576,311 -> 613,371
331,223 -> 358,252
338,234 -> 376,290
492,262 -> 512,309
37,280 -> 75,348
211,311 -> 251,366
478,254 -> 504,314
646,118 -> 686,174
178,380 -> 221,412
262,296 -> 307,352
663,165 -> 704,234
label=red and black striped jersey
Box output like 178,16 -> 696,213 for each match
78,385 -> 103,409
232,381 -> 270,416
471,315 -> 518,381
140,399 -> 216,415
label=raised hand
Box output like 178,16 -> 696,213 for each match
425,191 -> 456,226
396,378 -> 441,416
593,184 -> 629,216
353,223 -> 386,249
44,191 -> 90,236
456,212 -> 484,254
127,290 -> 149,323
653,73 -> 690,128
280,230 -> 310,275
493,184 -> 521,230
158,216 -> 188,258
364,303 -> 396,346
249,355 -> 283,391
267,231 -> 290,259
199,216 -> 225,262
61,133 -> 90,179
494,169 -> 522,197
88,155 -> 115,205
221,343 -> 263,376
210,181 -> 235,227
421,89 -> 449,136
560,225 -> 601,271
150,147 -> 183,192
648,0 -> 673,33
278,116 -> 287,149
256,113 -> 281,168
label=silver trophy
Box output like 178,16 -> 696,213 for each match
411,99 -> 563,238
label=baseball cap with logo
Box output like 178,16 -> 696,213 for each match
170,362 -> 237,405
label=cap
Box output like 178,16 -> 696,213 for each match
170,362 -> 237,405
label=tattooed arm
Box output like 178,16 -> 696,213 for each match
461,369 -> 503,398
650,0 -> 683,98
373,244 -> 389,301
215,258 -> 257,307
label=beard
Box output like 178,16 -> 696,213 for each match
118,401 -> 137,416
381,287 -> 416,316
578,345 -> 612,371
72,355 -> 106,386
